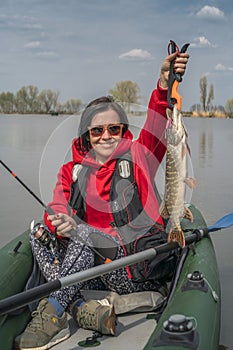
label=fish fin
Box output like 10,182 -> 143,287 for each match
168,228 -> 185,248
184,177 -> 197,189
166,109 -> 172,129
159,200 -> 170,219
183,206 -> 194,222
182,119 -> 189,138
166,108 -> 172,119
187,142 -> 191,156
182,143 -> 187,159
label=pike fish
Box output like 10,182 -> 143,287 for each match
160,105 -> 197,248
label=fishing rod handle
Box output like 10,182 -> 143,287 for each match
45,206 -> 56,215
45,206 -> 79,238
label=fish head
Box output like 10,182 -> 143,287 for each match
166,106 -> 186,145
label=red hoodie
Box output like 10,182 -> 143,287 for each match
44,81 -> 168,238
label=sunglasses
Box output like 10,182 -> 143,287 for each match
88,123 -> 123,137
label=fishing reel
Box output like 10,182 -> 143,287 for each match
30,221 -> 60,265
30,221 -> 55,247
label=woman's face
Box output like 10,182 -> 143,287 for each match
88,109 -> 123,164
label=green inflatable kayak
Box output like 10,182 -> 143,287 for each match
0,231 -> 32,349
0,204 -> 221,350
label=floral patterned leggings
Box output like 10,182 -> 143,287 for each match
30,224 -> 160,310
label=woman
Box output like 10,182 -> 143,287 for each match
15,50 -> 189,350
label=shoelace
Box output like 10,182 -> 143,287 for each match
79,309 -> 97,328
78,300 -> 112,329
28,302 -> 50,331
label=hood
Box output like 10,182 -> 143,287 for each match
72,129 -> 133,168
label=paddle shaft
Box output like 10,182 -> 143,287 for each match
0,230 -> 208,316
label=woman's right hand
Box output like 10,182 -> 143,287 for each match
160,51 -> 189,88
47,213 -> 77,238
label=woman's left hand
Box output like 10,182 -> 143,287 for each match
47,213 -> 77,238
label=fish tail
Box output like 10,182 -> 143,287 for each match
184,206 -> 194,222
168,228 -> 186,248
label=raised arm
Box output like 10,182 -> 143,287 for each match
136,51 -> 189,164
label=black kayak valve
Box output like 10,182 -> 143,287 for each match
188,270 -> 203,281
163,314 -> 193,333
153,314 -> 199,349
182,270 -> 208,292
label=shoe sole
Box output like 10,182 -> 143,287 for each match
15,328 -> 70,350
102,305 -> 116,335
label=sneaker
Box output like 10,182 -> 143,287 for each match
14,298 -> 70,350
72,298 -> 116,335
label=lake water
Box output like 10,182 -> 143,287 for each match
0,114 -> 232,348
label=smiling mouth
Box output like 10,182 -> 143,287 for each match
99,143 -> 116,149
99,141 -> 116,146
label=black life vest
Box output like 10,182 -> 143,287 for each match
69,151 -> 158,244
68,152 -> 177,283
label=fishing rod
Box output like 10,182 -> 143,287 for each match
0,211 -> 233,316
0,160 -> 47,210
0,159 -> 111,264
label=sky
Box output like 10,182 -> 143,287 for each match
0,0 -> 233,110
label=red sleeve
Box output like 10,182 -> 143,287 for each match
137,80 -> 169,164
148,80 -> 169,115
43,161 -> 74,232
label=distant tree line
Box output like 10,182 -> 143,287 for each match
0,81 -> 141,115
1,79 -> 232,117
0,85 -> 82,114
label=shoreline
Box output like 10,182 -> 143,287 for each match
0,111 -> 232,119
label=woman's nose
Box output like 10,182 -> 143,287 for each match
101,128 -> 111,138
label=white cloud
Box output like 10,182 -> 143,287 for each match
119,48 -> 153,60
36,51 -> 59,60
215,63 -> 226,71
24,41 -> 41,49
23,23 -> 43,30
196,5 -> 225,20
190,36 -> 216,48
215,63 -> 233,72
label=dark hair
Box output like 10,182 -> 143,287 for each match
77,96 -> 129,155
